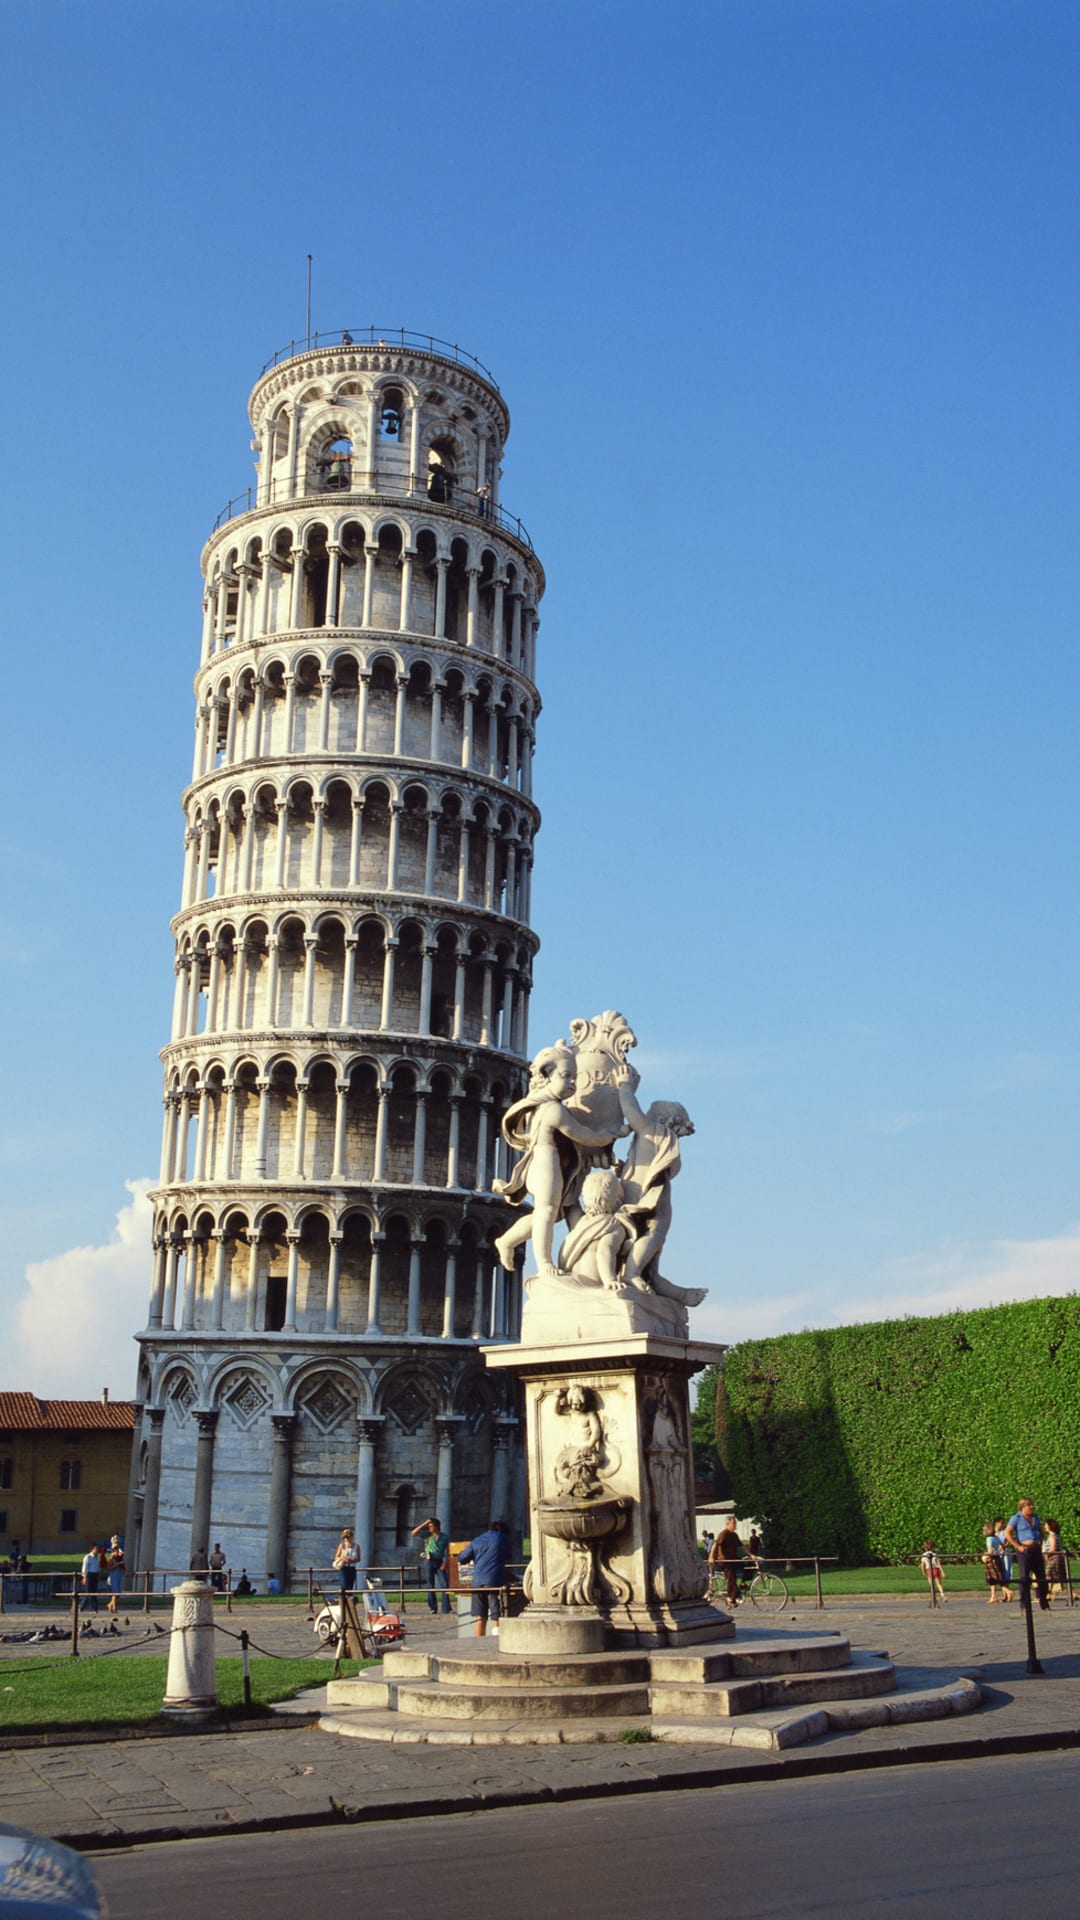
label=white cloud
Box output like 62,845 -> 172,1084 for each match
690,1225 -> 1080,1347
694,1292 -> 821,1347
10,1180 -> 154,1399
975,1053 -> 1062,1094
838,1224 -> 1080,1326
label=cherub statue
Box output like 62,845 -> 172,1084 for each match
614,1065 -> 706,1309
557,1169 -> 635,1290
552,1383 -> 605,1498
493,1043 -> 621,1276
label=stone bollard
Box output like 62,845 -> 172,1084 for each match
161,1579 -> 217,1720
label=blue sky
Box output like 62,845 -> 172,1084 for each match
1,0 -> 1076,1395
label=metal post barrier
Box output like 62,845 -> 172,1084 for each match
240,1629 -> 252,1706
69,1583 -> 79,1660
814,1557 -> 824,1610
0,1572 -> 5,1615
1020,1576 -> 1045,1675
226,1572 -> 233,1615
307,1567 -> 314,1618
143,1569 -> 151,1613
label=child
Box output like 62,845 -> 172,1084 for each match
920,1541 -> 947,1604
363,1576 -> 388,1617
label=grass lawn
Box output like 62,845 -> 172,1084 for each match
0,1655 -> 365,1735
775,1562 -> 989,1597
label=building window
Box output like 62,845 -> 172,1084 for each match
0,1458 -> 12,1490
264,1274 -> 287,1331
59,1509 -> 78,1534
380,389 -> 404,440
395,1484 -> 416,1545
0,1511 -> 8,1536
321,436 -> 352,491
60,1460 -> 81,1491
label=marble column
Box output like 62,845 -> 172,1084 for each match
161,1237 -> 181,1330
435,1416 -> 461,1530
283,1229 -> 301,1331
209,1230 -> 228,1330
354,1417 -> 384,1572
139,1409 -> 166,1577
244,1231 -> 261,1331
265,1414 -> 296,1588
441,1242 -> 458,1338
190,1411 -> 219,1564
406,1238 -> 423,1336
122,1401 -> 145,1578
324,1231 -> 343,1332
365,1233 -> 383,1334
148,1237 -> 166,1329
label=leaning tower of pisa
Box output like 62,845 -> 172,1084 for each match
127,328 -> 542,1585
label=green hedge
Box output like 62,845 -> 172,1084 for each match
718,1294 -> 1080,1561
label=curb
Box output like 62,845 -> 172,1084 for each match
61,1718 -> 1080,1853
0,1713 -> 321,1753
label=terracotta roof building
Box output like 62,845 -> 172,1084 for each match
0,1393 -> 135,1556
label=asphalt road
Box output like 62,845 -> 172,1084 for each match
95,1749 -> 1080,1919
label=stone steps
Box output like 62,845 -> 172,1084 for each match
388,1650 -> 654,1689
649,1634 -> 853,1684
393,1678 -> 652,1721
320,1626 -> 980,1750
649,1652 -> 895,1718
318,1674 -> 981,1750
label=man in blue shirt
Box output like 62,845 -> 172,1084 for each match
1004,1499 -> 1050,1611
457,1520 -> 511,1637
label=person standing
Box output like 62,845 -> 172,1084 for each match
981,1521 -> 1010,1602
1005,1499 -> 1050,1612
80,1543 -> 101,1613
189,1545 -> 210,1579
457,1520 -> 511,1637
709,1516 -> 742,1605
411,1515 -> 452,1614
992,1516 -> 1014,1593
920,1541 -> 947,1604
208,1544 -> 227,1592
333,1528 -> 359,1593
1043,1519 -> 1067,1600
105,1535 -> 125,1613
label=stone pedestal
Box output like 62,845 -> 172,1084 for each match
160,1579 -> 217,1719
485,1334 -> 731,1651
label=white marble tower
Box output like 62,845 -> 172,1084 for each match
127,328 -> 543,1584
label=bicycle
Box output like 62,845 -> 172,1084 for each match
708,1560 -> 789,1614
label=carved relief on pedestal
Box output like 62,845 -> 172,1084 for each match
643,1377 -> 708,1605
531,1382 -> 632,1607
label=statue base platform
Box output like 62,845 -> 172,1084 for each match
484,1333 -> 728,1650
499,1598 -> 733,1655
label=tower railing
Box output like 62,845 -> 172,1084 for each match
258,327 -> 500,388
211,473 -> 532,549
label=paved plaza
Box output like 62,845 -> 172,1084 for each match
1,1594 -> 1078,1848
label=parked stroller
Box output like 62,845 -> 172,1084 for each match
314,1578 -> 406,1657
